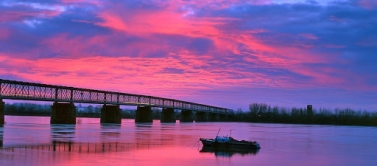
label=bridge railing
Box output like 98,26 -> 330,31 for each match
0,79 -> 233,115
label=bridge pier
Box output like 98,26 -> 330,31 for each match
0,99 -> 4,125
208,113 -> 219,122
180,110 -> 193,122
161,108 -> 175,123
219,114 -> 228,121
227,114 -> 232,121
195,112 -> 208,122
101,105 -> 121,124
135,106 -> 152,123
50,102 -> 76,124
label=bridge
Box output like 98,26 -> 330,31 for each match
0,79 -> 234,124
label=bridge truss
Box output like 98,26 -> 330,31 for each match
0,79 -> 233,115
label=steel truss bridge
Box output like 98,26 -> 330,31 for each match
0,79 -> 233,115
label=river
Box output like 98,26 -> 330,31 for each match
0,116 -> 376,166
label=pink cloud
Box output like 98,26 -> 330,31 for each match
1,53 -> 258,99
23,3 -> 354,93
0,4 -> 63,23
94,2 -> 332,81
358,0 -> 377,9
96,9 -> 222,39
300,34 -> 318,40
97,13 -> 128,33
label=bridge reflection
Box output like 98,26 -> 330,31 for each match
1,141 -> 171,154
0,123 -> 175,154
51,124 -> 76,142
100,124 -> 121,137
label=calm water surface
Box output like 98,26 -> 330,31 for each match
1,116 -> 376,166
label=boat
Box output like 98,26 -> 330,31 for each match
200,136 -> 261,150
199,129 -> 261,150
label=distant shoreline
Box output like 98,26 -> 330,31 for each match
233,103 -> 377,127
3,102 -> 377,126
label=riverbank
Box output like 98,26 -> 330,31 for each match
3,102 -> 377,126
233,103 -> 377,126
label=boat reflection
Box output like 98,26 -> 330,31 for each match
200,146 -> 260,157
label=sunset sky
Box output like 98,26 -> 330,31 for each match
0,0 -> 376,111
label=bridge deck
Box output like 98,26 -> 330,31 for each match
0,79 -> 233,115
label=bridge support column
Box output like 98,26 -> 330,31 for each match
227,114 -> 234,121
180,110 -> 193,122
161,108 -> 175,123
0,99 -> 4,125
219,114 -> 227,121
208,113 -> 219,122
195,112 -> 208,122
101,105 -> 121,124
51,102 -> 76,124
135,106 -> 152,123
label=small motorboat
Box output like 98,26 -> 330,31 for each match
199,128 -> 261,150
200,136 -> 261,149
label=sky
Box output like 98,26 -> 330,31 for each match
0,0 -> 376,111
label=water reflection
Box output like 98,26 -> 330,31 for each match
50,124 -> 76,142
100,124 -> 121,137
135,123 -> 153,128
0,122 -> 179,154
2,116 -> 377,166
0,141 -> 171,154
200,146 -> 259,157
2,122 -> 174,154
0,126 -> 3,147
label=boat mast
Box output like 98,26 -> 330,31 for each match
216,128 -> 221,137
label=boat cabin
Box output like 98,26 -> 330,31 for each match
215,136 -> 231,143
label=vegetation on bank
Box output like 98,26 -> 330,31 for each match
3,102 -> 377,126
4,103 -> 51,116
233,103 -> 377,126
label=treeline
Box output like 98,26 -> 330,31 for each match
5,103 -> 51,116
233,103 -> 377,126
